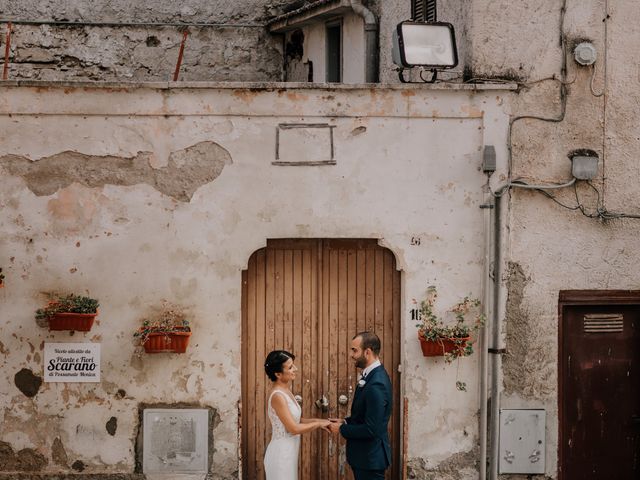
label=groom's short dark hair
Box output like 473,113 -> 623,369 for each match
354,331 -> 381,356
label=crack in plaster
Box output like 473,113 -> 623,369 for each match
0,141 -> 232,203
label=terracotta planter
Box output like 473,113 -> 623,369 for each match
48,312 -> 97,332
418,332 -> 470,357
143,331 -> 191,353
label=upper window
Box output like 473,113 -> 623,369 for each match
326,21 -> 342,83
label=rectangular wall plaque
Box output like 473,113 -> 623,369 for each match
44,343 -> 101,383
143,408 -> 209,474
274,123 -> 336,165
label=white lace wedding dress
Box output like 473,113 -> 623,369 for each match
264,389 -> 301,480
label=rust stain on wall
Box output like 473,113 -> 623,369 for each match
0,141 -> 232,202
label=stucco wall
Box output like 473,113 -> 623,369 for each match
0,83 -> 513,477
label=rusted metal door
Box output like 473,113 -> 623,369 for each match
560,292 -> 640,480
242,239 -> 401,480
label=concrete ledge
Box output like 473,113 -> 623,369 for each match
0,80 -> 518,91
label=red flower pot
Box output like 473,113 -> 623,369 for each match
48,312 -> 97,332
418,332 -> 470,357
143,331 -> 191,353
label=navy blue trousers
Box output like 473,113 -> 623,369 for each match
352,468 -> 385,480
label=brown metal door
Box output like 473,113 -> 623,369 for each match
560,300 -> 640,479
242,239 -> 401,480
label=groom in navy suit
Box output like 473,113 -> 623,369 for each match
327,331 -> 392,480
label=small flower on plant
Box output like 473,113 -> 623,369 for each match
417,286 -> 485,390
35,293 -> 99,320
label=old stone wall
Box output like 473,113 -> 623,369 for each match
0,0 -> 293,81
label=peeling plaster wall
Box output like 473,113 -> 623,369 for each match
0,83 -> 513,477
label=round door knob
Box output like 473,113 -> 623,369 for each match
338,394 -> 348,405
294,394 -> 302,405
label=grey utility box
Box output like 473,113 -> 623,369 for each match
499,409 -> 545,474
143,408 -> 209,474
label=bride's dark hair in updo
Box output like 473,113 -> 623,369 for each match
264,350 -> 295,382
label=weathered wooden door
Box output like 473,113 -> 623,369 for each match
559,292 -> 640,479
242,239 -> 401,480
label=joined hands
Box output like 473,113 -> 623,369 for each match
323,418 -> 344,434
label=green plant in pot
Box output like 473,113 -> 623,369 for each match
134,302 -> 192,354
416,286 -> 485,390
36,293 -> 100,332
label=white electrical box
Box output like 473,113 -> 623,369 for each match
143,408 -> 209,474
499,409 -> 545,474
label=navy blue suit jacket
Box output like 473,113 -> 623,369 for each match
339,364 -> 392,471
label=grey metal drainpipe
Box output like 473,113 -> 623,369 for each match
479,184 -> 494,480
350,0 -> 378,83
489,194 -> 503,480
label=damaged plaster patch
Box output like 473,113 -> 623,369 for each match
407,447 -> 478,479
51,437 -> 68,466
0,141 -> 232,202
106,417 -> 118,436
503,262 -> 555,399
14,368 -> 43,397
0,441 -> 48,471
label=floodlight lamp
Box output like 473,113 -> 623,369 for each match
392,21 -> 458,82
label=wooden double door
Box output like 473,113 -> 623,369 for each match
241,239 -> 401,480
560,292 -> 640,479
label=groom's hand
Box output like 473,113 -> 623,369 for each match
326,419 -> 343,434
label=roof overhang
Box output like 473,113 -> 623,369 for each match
268,0 -> 353,33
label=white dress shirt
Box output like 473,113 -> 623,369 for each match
361,359 -> 381,379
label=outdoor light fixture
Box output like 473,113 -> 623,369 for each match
570,150 -> 599,180
392,21 -> 458,83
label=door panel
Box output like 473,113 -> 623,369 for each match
242,239 -> 401,480
561,303 -> 640,479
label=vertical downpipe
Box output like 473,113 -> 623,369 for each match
489,194 -> 503,480
350,0 -> 378,83
479,185 -> 494,480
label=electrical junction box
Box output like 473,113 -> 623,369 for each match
571,155 -> 599,180
499,409 -> 546,474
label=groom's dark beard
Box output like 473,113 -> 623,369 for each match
354,355 -> 367,369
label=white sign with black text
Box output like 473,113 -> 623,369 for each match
44,343 -> 101,382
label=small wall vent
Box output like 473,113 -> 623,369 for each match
412,0 -> 437,22
583,313 -> 624,334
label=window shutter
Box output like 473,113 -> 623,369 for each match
412,0 -> 437,22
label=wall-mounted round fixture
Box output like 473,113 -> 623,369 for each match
574,42 -> 597,66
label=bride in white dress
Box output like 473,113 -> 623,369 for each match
263,350 -> 330,479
